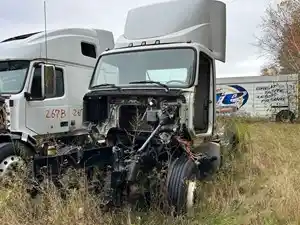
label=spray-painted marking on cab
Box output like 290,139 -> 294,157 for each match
45,109 -> 67,119
72,108 -> 83,117
45,108 -> 83,118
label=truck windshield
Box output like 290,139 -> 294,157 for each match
0,60 -> 29,94
90,48 -> 196,88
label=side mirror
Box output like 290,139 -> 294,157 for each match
24,92 -> 31,101
41,64 -> 56,98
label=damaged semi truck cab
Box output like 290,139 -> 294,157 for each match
85,0 -> 226,139
31,0 -> 227,215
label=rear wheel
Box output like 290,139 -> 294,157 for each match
166,156 -> 199,215
276,110 -> 295,123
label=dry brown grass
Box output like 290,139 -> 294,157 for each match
1,120 -> 300,225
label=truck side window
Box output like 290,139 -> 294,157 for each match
30,65 -> 64,99
81,42 -> 96,58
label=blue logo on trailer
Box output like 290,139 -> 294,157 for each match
216,85 -> 249,109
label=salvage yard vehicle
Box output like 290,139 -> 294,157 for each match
0,28 -> 114,176
216,74 -> 299,122
29,0 -> 227,215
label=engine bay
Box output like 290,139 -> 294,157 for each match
82,89 -> 188,136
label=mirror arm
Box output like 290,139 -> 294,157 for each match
24,92 -> 31,101
41,64 -> 46,98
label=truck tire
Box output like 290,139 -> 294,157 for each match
276,110 -> 295,123
0,141 -> 35,177
166,156 -> 199,215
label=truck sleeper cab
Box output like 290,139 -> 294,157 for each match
0,28 -> 114,177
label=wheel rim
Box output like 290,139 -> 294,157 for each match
282,117 -> 291,123
0,155 -> 25,177
280,114 -> 289,122
186,180 -> 197,215
279,112 -> 293,123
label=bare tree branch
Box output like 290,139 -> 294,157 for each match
256,0 -> 300,75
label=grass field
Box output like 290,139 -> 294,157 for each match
1,121 -> 300,225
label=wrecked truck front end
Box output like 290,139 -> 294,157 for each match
29,44 -> 219,214
29,0 -> 228,215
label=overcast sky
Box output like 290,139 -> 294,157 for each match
0,0 -> 272,78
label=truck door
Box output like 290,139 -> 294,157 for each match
25,63 -> 69,135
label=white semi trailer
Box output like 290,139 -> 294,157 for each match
0,28 -> 114,176
216,74 -> 299,122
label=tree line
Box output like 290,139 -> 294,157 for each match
257,0 -> 300,76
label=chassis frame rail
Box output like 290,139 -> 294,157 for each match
31,146 -> 114,179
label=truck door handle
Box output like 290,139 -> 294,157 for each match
204,99 -> 211,110
60,121 -> 68,127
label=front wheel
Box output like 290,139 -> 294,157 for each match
166,156 -> 199,215
0,141 -> 34,178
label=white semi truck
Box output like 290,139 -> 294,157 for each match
0,28 -> 114,176
216,74 -> 299,122
29,0 -> 227,214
